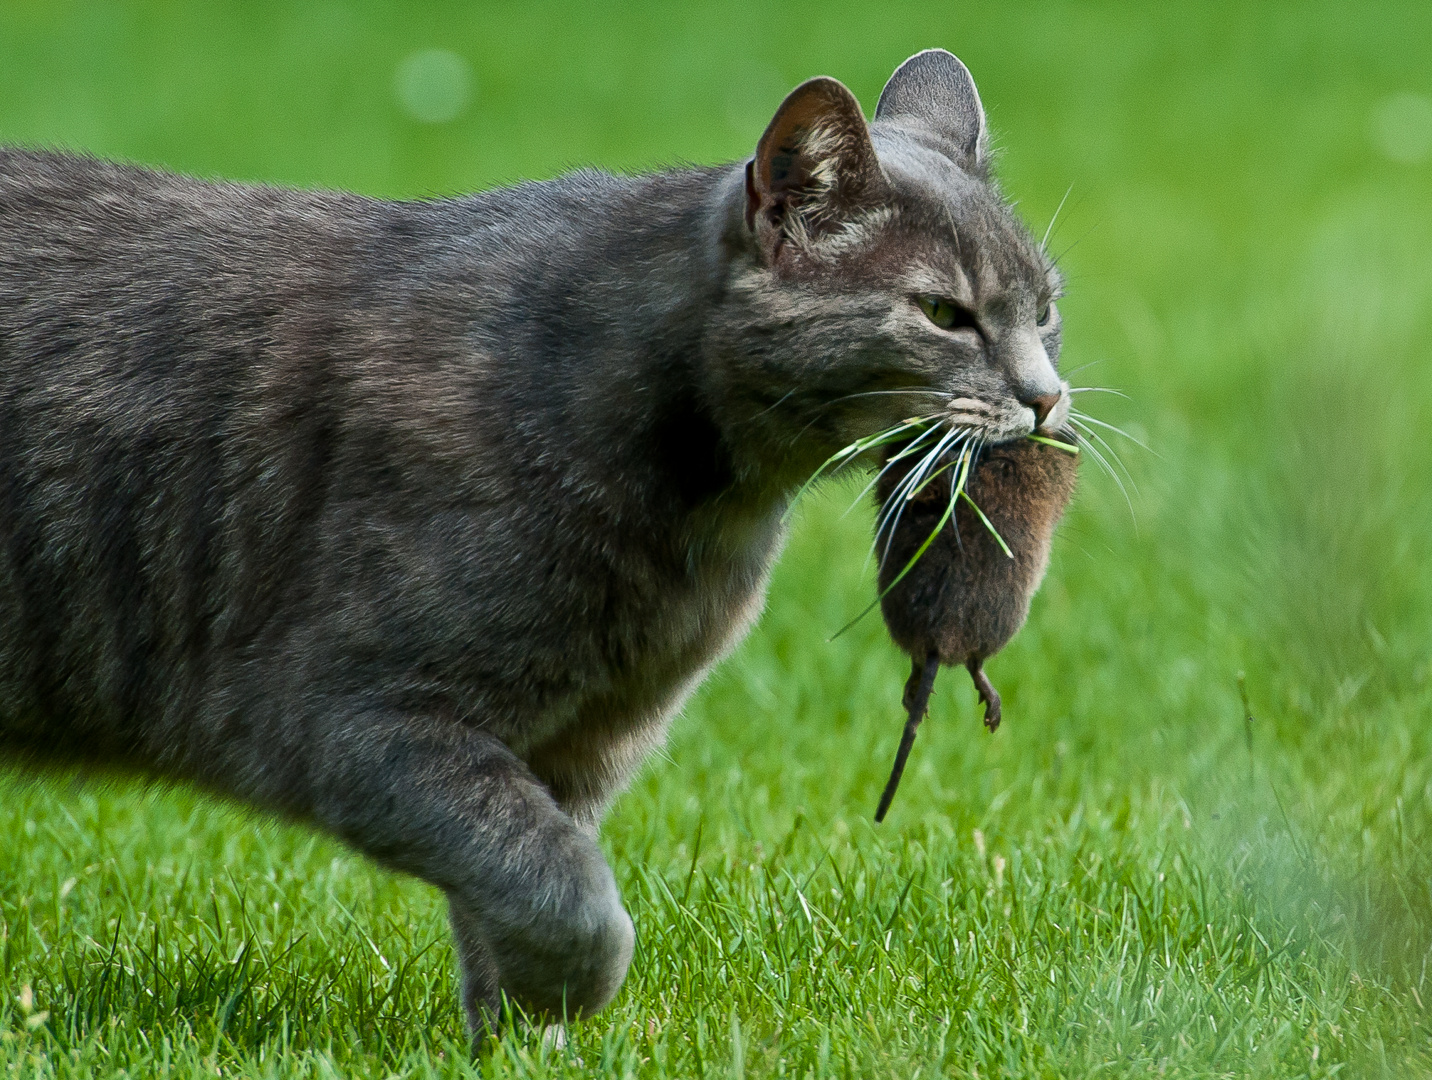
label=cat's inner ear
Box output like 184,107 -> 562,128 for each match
874,49 -> 988,171
745,76 -> 886,253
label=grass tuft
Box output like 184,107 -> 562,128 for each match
4,1 -> 1432,1076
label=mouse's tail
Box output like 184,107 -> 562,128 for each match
875,649 -> 941,823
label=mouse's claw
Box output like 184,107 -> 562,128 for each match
967,659 -> 1002,732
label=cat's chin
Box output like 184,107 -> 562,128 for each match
983,423 -> 1039,446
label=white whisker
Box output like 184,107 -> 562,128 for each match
1069,418 -> 1137,491
1060,359 -> 1108,379
1041,183 -> 1074,253
874,428 -> 972,570
1069,423 -> 1136,520
743,388 -> 798,424
948,437 -> 981,557
1067,386 -> 1130,399
843,423 -> 953,518
1068,409 -> 1150,453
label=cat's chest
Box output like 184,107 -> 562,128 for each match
533,517 -> 780,736
514,509 -> 784,818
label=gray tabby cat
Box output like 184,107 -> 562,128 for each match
0,50 -> 1065,1034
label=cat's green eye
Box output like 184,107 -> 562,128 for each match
1037,302 -> 1053,327
917,295 -> 971,332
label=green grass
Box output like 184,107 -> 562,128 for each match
4,1 -> 1432,1076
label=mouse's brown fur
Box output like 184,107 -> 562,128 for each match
873,434 -> 1076,820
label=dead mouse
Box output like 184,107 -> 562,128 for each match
872,431 -> 1078,821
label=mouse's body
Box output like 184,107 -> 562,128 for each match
873,433 -> 1077,820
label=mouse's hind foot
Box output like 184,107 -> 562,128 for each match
966,659 -> 1002,732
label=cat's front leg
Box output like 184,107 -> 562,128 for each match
298,711 -> 634,1038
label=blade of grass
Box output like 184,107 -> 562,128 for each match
960,491 -> 1013,558
1027,435 -> 1080,454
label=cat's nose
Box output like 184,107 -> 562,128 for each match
1004,328 -> 1062,429
1022,390 -> 1061,429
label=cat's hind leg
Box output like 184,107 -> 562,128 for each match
300,712 -> 634,1036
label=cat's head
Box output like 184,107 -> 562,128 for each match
709,50 -> 1066,485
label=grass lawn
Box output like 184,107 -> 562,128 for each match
3,2 -> 1432,1076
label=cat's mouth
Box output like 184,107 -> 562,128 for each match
940,381 -> 1071,445
938,399 -> 1035,446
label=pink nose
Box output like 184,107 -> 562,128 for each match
1024,391 -> 1060,428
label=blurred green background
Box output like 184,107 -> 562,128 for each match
3,2 -> 1432,1077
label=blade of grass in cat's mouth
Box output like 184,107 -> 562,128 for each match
1028,434 -> 1079,453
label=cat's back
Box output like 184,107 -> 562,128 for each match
1,147 -> 379,300
0,149 -> 718,779
0,150 -> 478,766
0,148 -> 639,404
0,148 -> 398,417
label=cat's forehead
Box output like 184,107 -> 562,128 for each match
870,131 -> 1052,299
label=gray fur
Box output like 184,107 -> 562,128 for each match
875,49 -> 990,171
0,53 -> 1061,1035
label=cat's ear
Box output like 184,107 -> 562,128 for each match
874,49 -> 988,171
745,76 -> 886,256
